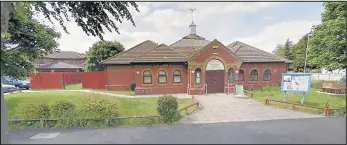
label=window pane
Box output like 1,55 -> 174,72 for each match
144,71 -> 151,76
144,76 -> 151,83
196,72 -> 200,78
173,70 -> 180,75
174,76 -> 181,83
196,77 -> 201,84
159,70 -> 166,75
159,76 -> 166,83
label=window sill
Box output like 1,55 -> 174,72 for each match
248,81 -> 259,84
158,83 -> 167,86
173,83 -> 183,85
262,80 -> 272,83
142,84 -> 154,87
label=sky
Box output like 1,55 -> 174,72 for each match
43,2 -> 324,53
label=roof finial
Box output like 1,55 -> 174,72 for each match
189,8 -> 196,23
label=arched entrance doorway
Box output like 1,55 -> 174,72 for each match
205,59 -> 225,93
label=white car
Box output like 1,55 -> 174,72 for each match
2,83 -> 16,93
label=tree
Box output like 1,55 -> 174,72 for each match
1,1 -> 139,144
85,40 -> 124,71
272,44 -> 285,57
308,2 -> 346,71
283,38 -> 293,60
290,34 -> 308,72
1,7 -> 61,79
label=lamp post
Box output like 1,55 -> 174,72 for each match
304,31 -> 313,74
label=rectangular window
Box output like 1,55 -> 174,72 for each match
159,76 -> 166,83
144,76 -> 152,84
196,72 -> 201,84
173,76 -> 181,83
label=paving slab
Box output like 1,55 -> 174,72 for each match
180,94 -> 323,124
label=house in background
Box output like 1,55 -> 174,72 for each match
35,51 -> 87,72
101,21 -> 292,95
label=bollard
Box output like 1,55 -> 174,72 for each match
292,104 -> 296,110
264,97 -> 269,105
324,108 -> 330,116
250,92 -> 253,98
40,118 -> 44,128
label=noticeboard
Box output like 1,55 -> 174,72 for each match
281,73 -> 311,93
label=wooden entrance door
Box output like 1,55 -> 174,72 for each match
206,70 -> 225,93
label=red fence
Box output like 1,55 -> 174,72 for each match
63,72 -> 83,84
82,71 -> 106,89
30,71 -> 106,89
30,72 -> 64,89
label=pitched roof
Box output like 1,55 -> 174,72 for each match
101,40 -> 158,64
43,51 -> 86,59
36,61 -> 83,69
226,41 -> 293,63
132,44 -> 187,63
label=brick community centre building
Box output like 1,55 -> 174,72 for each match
102,22 -> 292,95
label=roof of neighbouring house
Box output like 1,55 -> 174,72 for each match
36,61 -> 83,69
43,51 -> 86,59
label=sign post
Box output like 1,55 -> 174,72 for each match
281,73 -> 311,104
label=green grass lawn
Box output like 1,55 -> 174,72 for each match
64,83 -> 82,90
251,86 -> 346,115
5,91 -> 195,119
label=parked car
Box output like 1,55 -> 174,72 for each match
339,75 -> 346,84
2,83 -> 16,93
1,76 -> 31,90
19,80 -> 31,90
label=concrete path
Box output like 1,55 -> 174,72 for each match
7,90 -> 191,99
8,117 -> 346,144
181,94 -> 323,124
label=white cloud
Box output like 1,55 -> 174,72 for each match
35,2 -> 321,54
234,20 -> 321,53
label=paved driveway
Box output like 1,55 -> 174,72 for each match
180,94 -> 323,124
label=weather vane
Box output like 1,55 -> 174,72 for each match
189,8 -> 196,22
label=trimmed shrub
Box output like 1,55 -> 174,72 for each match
157,95 -> 179,123
80,95 -> 121,119
50,100 -> 75,118
17,99 -> 50,119
130,83 -> 136,91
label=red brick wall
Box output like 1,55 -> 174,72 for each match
106,64 -> 188,95
236,63 -> 287,90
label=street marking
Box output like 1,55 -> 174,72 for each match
29,132 -> 60,139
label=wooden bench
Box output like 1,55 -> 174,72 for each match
322,83 -> 333,92
322,82 -> 345,94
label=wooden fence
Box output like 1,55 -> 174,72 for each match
30,71 -> 106,89
264,97 -> 339,116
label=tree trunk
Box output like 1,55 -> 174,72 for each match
1,2 -> 13,144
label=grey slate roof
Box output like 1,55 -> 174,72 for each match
37,61 -> 83,69
44,51 -> 86,59
227,41 -> 293,63
132,44 -> 188,63
101,40 -> 158,64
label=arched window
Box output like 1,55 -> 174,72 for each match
238,69 -> 244,81
250,69 -> 258,81
143,70 -> 152,84
158,70 -> 167,84
173,70 -> 181,83
228,68 -> 235,83
195,68 -> 201,84
263,69 -> 271,81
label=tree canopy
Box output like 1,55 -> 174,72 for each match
1,4 -> 61,79
84,40 -> 124,71
308,2 -> 346,71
